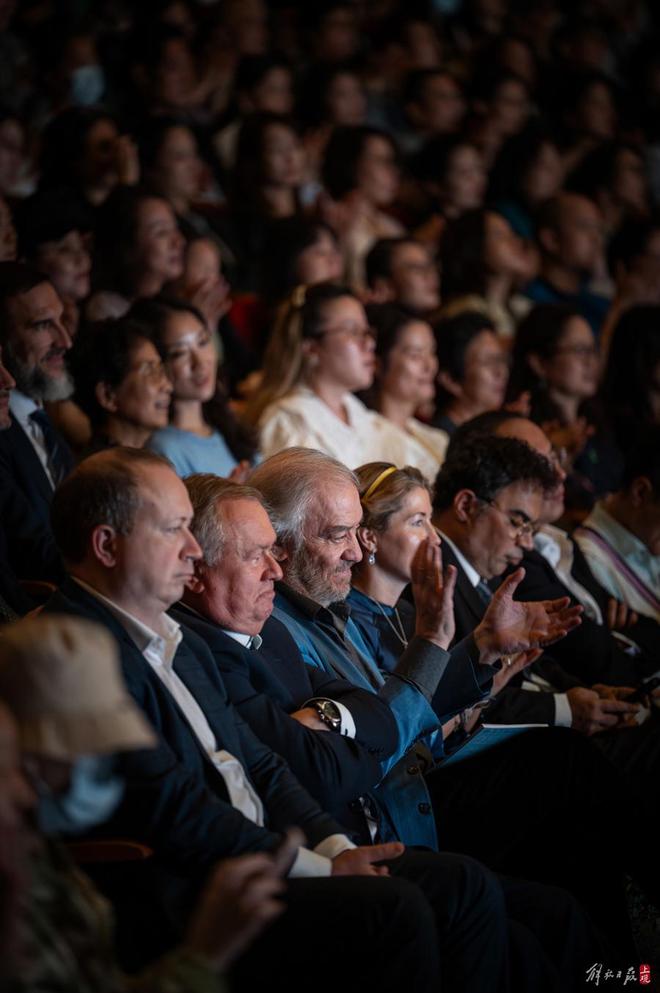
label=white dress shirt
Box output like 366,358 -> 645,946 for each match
438,533 -> 572,727
73,580 -> 355,875
9,389 -> 57,488
534,525 -> 603,624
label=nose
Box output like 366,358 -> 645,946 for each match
344,531 -> 363,564
184,528 -> 202,561
52,318 -> 72,351
425,522 -> 440,546
265,551 -> 283,582
516,531 -> 535,552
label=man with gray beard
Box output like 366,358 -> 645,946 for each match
0,263 -> 70,594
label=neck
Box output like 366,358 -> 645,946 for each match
546,388 -> 580,423
135,270 -> 166,299
71,569 -> 166,633
434,513 -> 478,570
351,565 -> 405,608
170,398 -> 210,435
540,258 -> 581,295
485,272 -> 513,306
442,396 -> 483,427
262,185 -> 296,218
306,374 -> 349,422
377,391 -> 415,429
105,417 -> 151,449
602,493 -> 644,546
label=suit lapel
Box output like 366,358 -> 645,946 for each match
5,418 -> 54,509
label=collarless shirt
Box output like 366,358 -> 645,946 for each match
9,389 -> 57,488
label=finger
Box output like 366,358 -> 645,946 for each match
542,596 -> 572,615
442,563 -> 457,603
366,841 -> 405,862
600,700 -> 641,715
607,598 -> 617,629
492,567 -> 525,600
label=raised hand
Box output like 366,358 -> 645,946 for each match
474,567 -> 583,666
411,538 -> 457,650
331,842 -> 405,877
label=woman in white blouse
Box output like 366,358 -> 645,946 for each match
245,282 -> 441,473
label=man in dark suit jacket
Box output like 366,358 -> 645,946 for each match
0,262 -> 72,585
46,445 -> 559,993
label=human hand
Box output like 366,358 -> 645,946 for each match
491,648 -> 543,695
290,707 -> 330,731
606,598 -> 638,631
184,829 -> 303,971
503,391 -> 532,417
412,538 -> 457,650
566,686 -> 640,736
474,568 -> 583,666
185,275 -> 232,329
331,842 -> 404,877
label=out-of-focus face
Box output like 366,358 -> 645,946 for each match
155,37 -> 197,108
4,281 -> 72,402
367,486 -> 438,584
296,229 -> 343,286
287,480 -> 363,605
494,417 -> 566,524
318,6 -> 359,62
0,195 -> 16,261
485,211 -> 532,280
443,145 -> 486,213
252,66 -> 293,115
135,198 -> 185,284
196,498 -> 283,635
419,73 -> 465,134
356,136 -> 399,207
113,463 -> 202,615
184,237 -> 224,287
34,230 -> 91,302
262,123 -> 305,188
82,118 -> 119,188
540,316 -> 599,402
306,295 -> 376,393
462,480 -> 542,579
457,329 -> 509,413
389,241 -> 439,313
0,117 -> 25,195
552,195 -> 603,274
577,81 -> 616,140
380,319 -> 438,406
326,72 -> 367,126
612,148 -> 648,216
154,126 -> 201,203
490,79 -> 530,137
160,309 -> 217,402
0,343 -> 16,429
522,142 -> 563,205
101,338 -> 172,431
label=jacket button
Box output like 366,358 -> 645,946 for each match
407,765 -> 419,776
417,802 -> 431,815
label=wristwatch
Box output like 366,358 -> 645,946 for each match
312,699 -> 342,731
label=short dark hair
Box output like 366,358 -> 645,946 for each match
16,189 -> 92,260
445,411 -> 527,461
364,237 -> 413,287
433,436 -> 556,512
51,448 -> 172,564
621,427 -> 660,494
433,309 -> 495,412
322,126 -> 398,200
0,261 -> 52,344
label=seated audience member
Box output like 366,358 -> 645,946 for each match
15,188 -> 92,336
399,69 -> 466,155
365,302 -> 449,473
447,411 -> 660,673
87,186 -> 185,321
575,429 -> 660,625
299,65 -> 368,180
432,310 -> 510,436
0,263 -> 73,581
321,125 -> 405,291
439,208 -> 535,338
365,237 -> 440,315
522,192 -> 610,337
508,302 -> 619,508
44,445 -> 539,993
466,70 -> 532,169
0,614 -> 289,991
260,217 -> 343,309
135,296 -> 257,478
488,125 -> 564,240
178,469 -> 603,983
554,71 -> 617,176
71,317 -> 172,453
245,282 -> 445,470
566,141 -> 650,238
409,135 -> 486,233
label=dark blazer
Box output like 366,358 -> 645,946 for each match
0,416 -> 59,530
171,606 -> 398,839
44,579 -> 344,877
0,470 -> 64,593
441,542 -> 581,725
503,548 -> 657,685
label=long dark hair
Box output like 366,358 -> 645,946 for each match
600,305 -> 660,448
130,295 -> 258,462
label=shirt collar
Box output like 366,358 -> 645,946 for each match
437,531 -> 482,588
9,389 -> 40,426
73,577 -> 182,667
534,524 -> 565,569
276,581 -> 351,624
222,630 -> 263,650
591,500 -> 657,564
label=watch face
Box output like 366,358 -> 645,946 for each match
317,700 -> 341,727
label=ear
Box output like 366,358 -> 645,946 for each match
95,381 -> 119,414
526,352 -> 548,382
538,226 -> 559,256
90,524 -> 119,567
301,337 -> 321,368
186,565 -> 206,595
453,489 -> 480,524
437,368 -> 463,399
369,277 -> 394,304
630,475 -> 653,507
357,525 -> 378,554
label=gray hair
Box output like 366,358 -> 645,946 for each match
248,448 -> 358,552
184,474 -> 268,566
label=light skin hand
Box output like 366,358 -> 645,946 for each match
566,686 -> 641,736
606,598 -> 638,630
331,842 -> 405,877
474,568 -> 583,666
412,538 -> 457,650
491,648 -> 543,695
290,707 -> 331,731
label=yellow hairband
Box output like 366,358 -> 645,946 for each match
362,466 -> 397,503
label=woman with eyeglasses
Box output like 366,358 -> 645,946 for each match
507,302 -> 619,515
244,283 -> 444,470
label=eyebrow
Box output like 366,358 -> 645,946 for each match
508,508 -> 532,523
322,524 -> 358,537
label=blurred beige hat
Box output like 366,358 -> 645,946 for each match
0,614 -> 156,760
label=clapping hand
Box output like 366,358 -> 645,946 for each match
412,538 -> 457,650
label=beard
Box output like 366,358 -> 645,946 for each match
5,345 -> 73,403
285,545 -> 353,608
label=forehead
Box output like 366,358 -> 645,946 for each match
395,485 -> 432,516
319,295 -> 365,324
128,337 -> 161,363
496,418 -> 551,456
395,320 -> 434,348
162,308 -> 205,343
135,463 -> 192,516
7,281 -> 60,324
495,480 -> 542,514
310,480 -> 362,527
393,242 -> 430,266
221,498 -> 276,544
